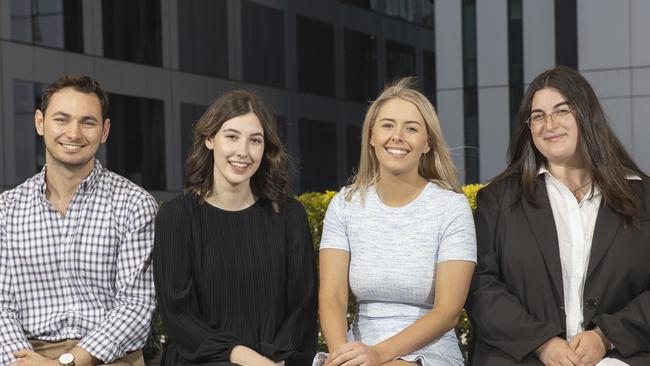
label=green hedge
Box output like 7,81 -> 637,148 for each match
297,183 -> 484,352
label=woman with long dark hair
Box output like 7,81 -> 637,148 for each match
154,90 -> 317,366
467,66 -> 650,366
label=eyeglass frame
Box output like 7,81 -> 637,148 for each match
525,103 -> 575,128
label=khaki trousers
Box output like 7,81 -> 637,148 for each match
28,339 -> 145,366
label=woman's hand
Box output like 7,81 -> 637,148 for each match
569,330 -> 607,366
324,342 -> 384,366
535,337 -> 583,366
230,345 -> 278,366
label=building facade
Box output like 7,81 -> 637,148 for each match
0,0 -> 648,199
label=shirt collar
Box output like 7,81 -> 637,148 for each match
35,159 -> 104,202
536,166 -> 642,180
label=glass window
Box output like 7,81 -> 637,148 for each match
344,0 -> 371,9
242,1 -> 285,88
463,0 -> 479,184
275,115 -> 289,146
10,0 -> 83,52
386,40 -> 415,83
299,119 -> 338,193
344,29 -> 378,102
106,94 -> 166,190
420,0 -> 434,28
178,0 -> 228,78
423,49 -> 437,107
180,103 -> 207,177
102,0 -> 162,66
555,0 -> 578,69
296,16 -> 335,96
346,125 -> 361,180
12,80 -> 42,183
508,0 -> 524,133
344,0 -> 434,28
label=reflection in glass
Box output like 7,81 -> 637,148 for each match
346,125 -> 361,180
463,0 -> 479,184
344,29 -> 377,102
296,16 -> 335,96
180,103 -> 207,177
299,119 -> 338,193
242,1 -> 285,88
107,94 -> 166,190
178,0 -> 228,78
10,0 -> 83,52
423,50 -> 437,107
385,40 -> 415,83
103,0 -> 162,66
344,0 -> 434,28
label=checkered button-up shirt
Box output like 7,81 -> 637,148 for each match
0,160 -> 157,364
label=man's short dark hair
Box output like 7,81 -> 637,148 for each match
40,74 -> 109,120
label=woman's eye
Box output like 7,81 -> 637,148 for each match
406,127 -> 418,133
250,138 -> 263,144
225,135 -> 238,140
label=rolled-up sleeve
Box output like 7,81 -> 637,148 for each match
77,195 -> 158,362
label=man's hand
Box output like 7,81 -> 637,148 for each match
535,337 -> 583,366
9,349 -> 58,366
569,330 -> 606,366
324,341 -> 384,366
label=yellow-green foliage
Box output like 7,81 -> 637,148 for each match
296,191 -> 336,252
462,183 -> 484,211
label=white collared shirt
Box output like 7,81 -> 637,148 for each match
539,168 -> 640,341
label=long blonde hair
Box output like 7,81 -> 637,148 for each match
346,77 -> 461,202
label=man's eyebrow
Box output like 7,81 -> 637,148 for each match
50,111 -> 71,118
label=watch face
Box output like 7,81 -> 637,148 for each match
59,353 -> 74,365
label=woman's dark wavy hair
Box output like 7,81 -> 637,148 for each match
496,65 -> 647,229
184,90 -> 291,212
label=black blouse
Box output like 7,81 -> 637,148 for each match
153,194 -> 317,365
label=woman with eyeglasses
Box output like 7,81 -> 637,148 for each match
467,66 -> 650,366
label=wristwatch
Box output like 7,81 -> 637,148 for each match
58,353 -> 75,366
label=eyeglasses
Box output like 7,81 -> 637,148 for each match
525,105 -> 574,128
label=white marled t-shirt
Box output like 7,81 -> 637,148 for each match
319,182 -> 477,366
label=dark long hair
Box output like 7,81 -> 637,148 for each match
496,65 -> 646,228
184,90 -> 291,212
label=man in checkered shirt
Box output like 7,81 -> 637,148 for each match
0,75 -> 157,366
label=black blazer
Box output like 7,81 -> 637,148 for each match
466,174 -> 650,366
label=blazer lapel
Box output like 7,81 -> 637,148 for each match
586,193 -> 625,279
521,177 -> 564,303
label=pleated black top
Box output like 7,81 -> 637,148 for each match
153,193 -> 317,366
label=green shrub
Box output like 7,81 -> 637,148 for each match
297,184 -> 484,352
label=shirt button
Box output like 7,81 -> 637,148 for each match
584,299 -> 598,309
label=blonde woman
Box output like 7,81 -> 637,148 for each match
316,78 -> 477,366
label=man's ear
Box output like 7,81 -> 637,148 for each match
35,109 -> 45,136
100,118 -> 111,143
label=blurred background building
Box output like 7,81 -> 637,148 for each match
0,0 -> 648,199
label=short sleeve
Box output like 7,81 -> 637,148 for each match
319,190 -> 350,252
437,193 -> 477,263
